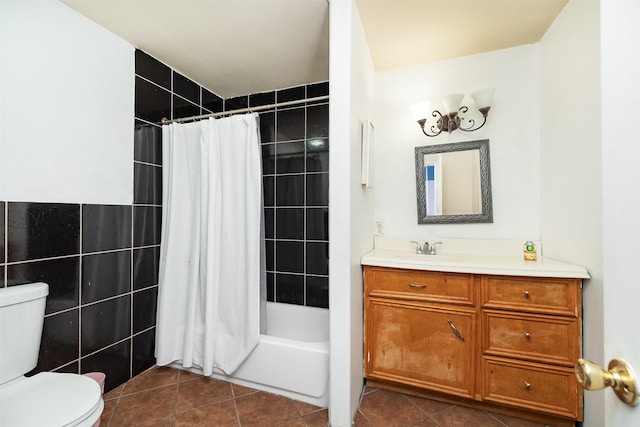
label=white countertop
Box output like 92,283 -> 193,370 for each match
361,237 -> 590,279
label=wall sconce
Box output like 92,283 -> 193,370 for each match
410,88 -> 495,137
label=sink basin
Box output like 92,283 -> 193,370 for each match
392,253 -> 461,262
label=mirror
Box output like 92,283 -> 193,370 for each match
415,139 -> 493,224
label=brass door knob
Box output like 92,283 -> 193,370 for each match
575,358 -> 639,406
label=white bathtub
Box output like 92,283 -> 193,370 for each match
173,302 -> 330,407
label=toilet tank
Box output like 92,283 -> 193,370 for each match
0,283 -> 49,385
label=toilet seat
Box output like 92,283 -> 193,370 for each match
0,372 -> 104,427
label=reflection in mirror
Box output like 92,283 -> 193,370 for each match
415,139 -> 493,224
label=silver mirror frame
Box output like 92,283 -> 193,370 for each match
415,139 -> 493,224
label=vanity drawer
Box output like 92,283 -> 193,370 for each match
481,276 -> 580,317
364,266 -> 474,305
482,310 -> 580,366
482,357 -> 581,420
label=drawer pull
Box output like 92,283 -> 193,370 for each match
447,319 -> 465,342
524,290 -> 530,298
524,332 -> 531,340
408,283 -> 427,289
524,381 -> 531,390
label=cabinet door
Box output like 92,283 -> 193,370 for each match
365,298 -> 475,399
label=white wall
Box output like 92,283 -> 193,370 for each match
539,1 -> 603,425
0,0 -> 134,204
373,46 -> 541,241
329,1 -> 375,425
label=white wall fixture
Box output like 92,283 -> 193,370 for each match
410,88 -> 495,137
361,120 -> 374,188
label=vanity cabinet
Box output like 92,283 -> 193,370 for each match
364,267 -> 477,398
363,266 -> 583,423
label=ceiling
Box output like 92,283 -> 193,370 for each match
60,0 -> 567,99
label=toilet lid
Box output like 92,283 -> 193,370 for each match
0,372 -> 103,427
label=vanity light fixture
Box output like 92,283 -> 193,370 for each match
410,88 -> 495,137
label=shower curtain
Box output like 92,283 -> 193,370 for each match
155,113 -> 263,375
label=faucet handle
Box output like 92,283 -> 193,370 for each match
410,241 -> 423,254
429,241 -> 442,255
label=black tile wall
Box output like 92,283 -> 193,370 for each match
0,202 -> 4,266
81,251 -> 131,304
135,50 -> 171,90
7,257 -> 80,314
7,203 -> 80,262
82,204 -> 132,253
202,88 -> 224,114
257,82 -> 330,309
173,72 -> 200,105
134,121 -> 162,165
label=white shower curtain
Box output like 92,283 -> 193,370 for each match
155,113 -> 262,375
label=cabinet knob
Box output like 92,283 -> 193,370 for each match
408,283 -> 426,289
524,381 -> 531,390
524,290 -> 530,298
524,332 -> 531,340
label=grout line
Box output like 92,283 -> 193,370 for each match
134,117 -> 162,128
4,244 -> 160,267
43,286 -> 157,318
78,205 -> 83,374
135,74 -> 169,93
134,160 -> 163,168
3,202 -> 7,287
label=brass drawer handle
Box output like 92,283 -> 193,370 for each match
524,381 -> 531,390
408,283 -> 427,289
447,319 -> 465,342
524,332 -> 531,340
524,290 -> 531,298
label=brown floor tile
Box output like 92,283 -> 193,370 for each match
293,399 -> 323,416
354,409 -> 374,426
109,384 -> 178,427
430,405 -> 505,427
105,384 -> 125,400
100,397 -> 118,425
489,412 -> 548,427
175,376 -> 234,413
231,382 -> 259,398
235,391 -> 300,425
412,419 -> 439,426
134,416 -> 175,426
175,400 -> 239,427
358,389 -> 429,427
303,408 -> 329,426
177,369 -> 201,383
404,394 -> 453,416
122,366 -> 179,395
363,385 -> 379,394
274,418 -> 307,426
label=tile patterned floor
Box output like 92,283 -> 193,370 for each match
100,366 -> 555,426
354,386 -> 553,427
99,366 -> 328,426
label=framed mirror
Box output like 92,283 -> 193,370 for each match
415,139 -> 493,224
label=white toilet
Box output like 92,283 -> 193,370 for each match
0,283 -> 104,427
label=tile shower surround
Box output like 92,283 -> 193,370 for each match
0,49 -> 328,393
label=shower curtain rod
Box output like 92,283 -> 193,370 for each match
160,95 -> 329,125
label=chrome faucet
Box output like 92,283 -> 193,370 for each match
410,241 -> 442,255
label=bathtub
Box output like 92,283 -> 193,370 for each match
173,302 -> 330,407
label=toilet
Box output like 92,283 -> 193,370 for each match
0,283 -> 104,426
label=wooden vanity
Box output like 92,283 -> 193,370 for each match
362,242 -> 588,426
